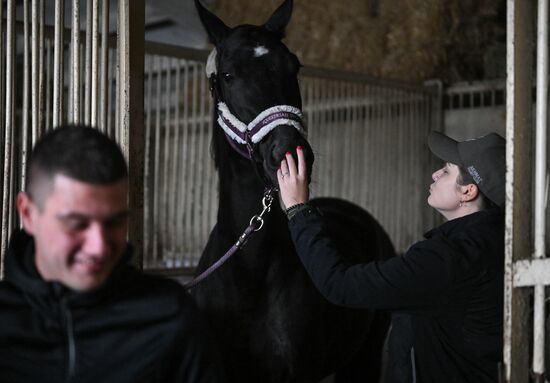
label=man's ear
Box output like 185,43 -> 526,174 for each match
17,192 -> 37,235
461,183 -> 480,203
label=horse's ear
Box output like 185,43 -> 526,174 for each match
195,0 -> 230,45
263,0 -> 293,38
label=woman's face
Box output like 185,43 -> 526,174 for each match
428,163 -> 463,215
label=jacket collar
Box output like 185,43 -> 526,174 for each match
424,207 -> 504,239
4,229 -> 135,305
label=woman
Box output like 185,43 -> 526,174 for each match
277,131 -> 506,383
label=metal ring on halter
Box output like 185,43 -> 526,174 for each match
250,215 -> 264,231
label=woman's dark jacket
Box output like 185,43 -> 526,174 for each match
0,230 -> 225,383
288,206 -> 504,383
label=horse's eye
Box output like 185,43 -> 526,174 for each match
221,72 -> 233,82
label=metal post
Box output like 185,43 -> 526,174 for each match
91,0 -> 99,126
2,0 -> 16,276
72,0 -> 81,124
53,0 -> 64,128
22,0 -> 30,192
38,0 -> 44,136
31,0 -> 39,144
533,0 -> 548,381
503,0 -> 534,382
84,0 -> 92,124
118,0 -> 145,267
99,0 -> 109,132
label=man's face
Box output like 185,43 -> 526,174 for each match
18,174 -> 129,292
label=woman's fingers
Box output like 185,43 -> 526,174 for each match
285,152 -> 298,177
296,146 -> 306,178
280,158 -> 289,178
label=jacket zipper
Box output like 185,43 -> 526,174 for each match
61,297 -> 76,383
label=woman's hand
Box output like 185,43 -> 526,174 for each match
277,146 -> 309,209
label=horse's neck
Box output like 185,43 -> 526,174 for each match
213,130 -> 290,264
217,155 -> 266,233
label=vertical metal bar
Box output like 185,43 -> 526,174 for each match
178,60 -> 189,262
188,62 -> 199,261
84,0 -> 92,124
143,55 -> 152,266
72,0 -> 81,124
38,0 -> 45,136
533,0 -> 548,379
2,0 -> 16,275
504,0 -> 534,381
162,57 -> 171,264
118,0 -> 145,267
171,58 -> 181,264
152,56 -> 161,264
90,0 -> 100,126
197,62 -> 207,263
21,0 -> 31,192
109,47 -> 115,138
53,0 -> 64,128
31,0 -> 39,144
45,39 -> 52,131
99,0 -> 109,132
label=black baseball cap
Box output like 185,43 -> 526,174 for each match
428,131 -> 506,207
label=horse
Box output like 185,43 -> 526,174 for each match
191,1 -> 396,381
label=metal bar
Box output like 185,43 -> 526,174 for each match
118,0 -> 145,267
53,0 -> 64,128
90,0 -> 100,126
503,0 -> 534,381
45,39 -> 52,131
2,0 -> 16,275
21,0 -> 30,192
514,258 -> 550,286
72,0 -> 81,124
152,56 -> 161,264
533,0 -> 548,378
171,58 -> 181,263
99,0 -> 109,132
143,55 -> 153,265
178,60 -> 189,262
162,56 -> 171,263
197,62 -> 207,263
31,0 -> 39,144
38,0 -> 44,136
84,0 -> 92,124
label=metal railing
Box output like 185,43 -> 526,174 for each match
141,43 -> 441,271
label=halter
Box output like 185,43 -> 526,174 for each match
207,48 -> 307,160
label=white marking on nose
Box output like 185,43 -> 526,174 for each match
254,46 -> 269,57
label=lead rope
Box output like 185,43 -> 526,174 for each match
185,187 -> 277,290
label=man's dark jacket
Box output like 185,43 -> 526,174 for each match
288,206 -> 504,383
0,230 -> 225,383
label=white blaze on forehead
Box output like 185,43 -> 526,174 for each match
254,45 -> 269,57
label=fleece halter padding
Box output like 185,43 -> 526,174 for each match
217,102 -> 306,145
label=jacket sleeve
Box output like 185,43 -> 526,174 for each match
288,206 -> 456,310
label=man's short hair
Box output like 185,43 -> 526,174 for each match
27,125 -> 128,208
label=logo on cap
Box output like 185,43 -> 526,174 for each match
467,166 -> 483,184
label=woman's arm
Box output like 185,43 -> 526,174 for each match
278,148 -> 454,310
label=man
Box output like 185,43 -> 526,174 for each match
0,125 -> 225,382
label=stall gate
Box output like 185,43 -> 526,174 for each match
141,43 -> 441,271
0,0 -> 147,277
0,1 -> 441,276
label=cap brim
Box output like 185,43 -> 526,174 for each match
428,131 -> 462,166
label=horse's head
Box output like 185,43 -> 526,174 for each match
195,0 -> 314,187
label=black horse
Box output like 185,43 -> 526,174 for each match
192,1 -> 395,381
